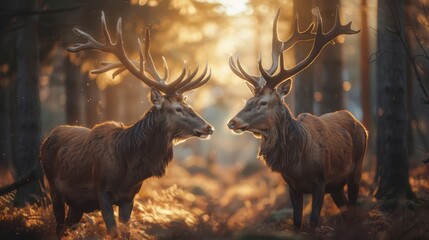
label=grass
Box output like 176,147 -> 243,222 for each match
1,160 -> 429,240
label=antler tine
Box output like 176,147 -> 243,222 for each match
259,6 -> 359,89
68,12 -> 210,95
326,5 -> 360,40
138,37 -> 144,75
101,11 -> 113,45
283,6 -> 359,78
281,12 -> 316,52
177,63 -> 209,93
178,67 -> 211,93
266,9 -> 282,74
92,60 -> 141,79
68,12 -> 180,94
229,10 -> 283,89
142,28 -> 169,82
139,28 -> 187,94
230,8 -> 317,94
236,55 -> 264,88
228,55 -> 247,80
91,61 -> 123,74
261,8 -> 316,78
259,9 -> 316,88
67,28 -> 105,52
115,17 -> 126,56
161,57 -> 169,82
188,69 -> 211,91
260,49 -> 286,88
176,63 -> 200,90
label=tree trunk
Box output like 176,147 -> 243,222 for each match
405,0 -> 415,157
375,0 -> 415,210
0,76 -> 13,172
360,0 -> 371,131
13,0 -> 44,207
0,6 -> 16,174
293,0 -> 314,115
318,0 -> 344,114
64,57 -> 83,125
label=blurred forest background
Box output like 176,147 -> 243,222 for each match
1,0 -> 429,239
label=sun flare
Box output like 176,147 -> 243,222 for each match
206,0 -> 249,16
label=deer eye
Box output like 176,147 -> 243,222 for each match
260,101 -> 267,106
176,107 -> 183,113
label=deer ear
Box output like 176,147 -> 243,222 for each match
150,88 -> 165,110
276,79 -> 292,97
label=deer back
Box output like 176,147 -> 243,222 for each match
290,111 -> 365,187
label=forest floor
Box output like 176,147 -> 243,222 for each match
1,157 -> 429,240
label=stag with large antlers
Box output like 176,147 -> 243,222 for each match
228,7 -> 367,230
41,12 -> 213,237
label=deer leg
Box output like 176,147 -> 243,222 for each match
347,173 -> 360,218
289,188 -> 303,231
65,207 -> 83,228
347,174 -> 360,206
119,199 -> 134,223
310,184 -> 325,228
50,184 -> 65,237
330,187 -> 348,220
330,187 -> 347,211
98,191 -> 117,236
119,199 -> 134,239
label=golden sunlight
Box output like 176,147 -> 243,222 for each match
206,0 -> 250,16
7,1 -> 424,240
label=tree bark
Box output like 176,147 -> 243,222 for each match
293,0 -> 314,115
0,76 -> 13,172
375,0 -> 415,209
360,0 -> 371,131
318,0 -> 344,114
405,0 -> 415,157
0,5 -> 16,174
13,0 -> 44,206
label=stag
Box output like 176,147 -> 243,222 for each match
227,7 -> 367,230
41,12 -> 213,237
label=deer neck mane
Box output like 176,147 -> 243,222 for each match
258,104 -> 307,173
117,107 -> 173,181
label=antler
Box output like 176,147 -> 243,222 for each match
259,6 -> 359,89
67,11 -> 210,95
230,6 -> 359,94
229,8 -> 316,92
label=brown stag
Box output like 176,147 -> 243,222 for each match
227,7 -> 367,230
41,12 -> 213,237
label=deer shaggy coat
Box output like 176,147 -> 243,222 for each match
41,110 -> 172,213
41,92 -> 213,236
228,81 -> 368,229
260,109 -> 367,194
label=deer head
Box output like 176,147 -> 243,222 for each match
227,7 -> 359,138
67,12 -> 213,140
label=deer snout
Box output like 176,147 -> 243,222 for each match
194,124 -> 214,139
227,119 -> 237,129
227,118 -> 248,133
206,125 -> 214,135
